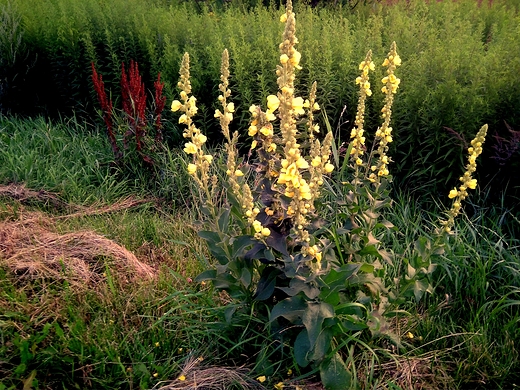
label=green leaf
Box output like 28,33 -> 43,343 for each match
232,235 -> 256,258
239,267 -> 251,288
309,327 -> 334,362
198,231 -> 229,264
294,329 -> 311,367
195,269 -> 217,282
302,302 -> 334,351
358,245 -> 380,257
254,266 -> 281,301
279,278 -> 320,299
320,353 -> 352,390
413,278 -> 430,302
218,208 -> 231,233
270,295 -> 307,323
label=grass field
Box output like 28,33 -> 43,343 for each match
0,114 -> 519,389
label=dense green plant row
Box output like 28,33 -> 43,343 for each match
0,0 -> 519,200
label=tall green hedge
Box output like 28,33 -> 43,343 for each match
0,0 -> 518,201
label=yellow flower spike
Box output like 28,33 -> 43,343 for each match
441,124 -> 488,233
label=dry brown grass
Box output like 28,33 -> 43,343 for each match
0,185 -> 157,287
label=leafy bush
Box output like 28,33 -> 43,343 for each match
169,1 -> 492,386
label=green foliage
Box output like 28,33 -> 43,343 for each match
0,0 -> 519,201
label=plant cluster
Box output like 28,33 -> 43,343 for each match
91,60 -> 167,169
169,0 -> 490,385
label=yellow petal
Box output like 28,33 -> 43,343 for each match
171,100 -> 182,112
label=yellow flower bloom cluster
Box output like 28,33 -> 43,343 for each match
369,42 -> 401,184
351,51 -> 374,170
441,124 -> 488,233
253,219 -> 271,239
172,53 -> 214,195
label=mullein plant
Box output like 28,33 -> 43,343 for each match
170,0 -> 488,384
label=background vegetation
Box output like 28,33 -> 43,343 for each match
0,0 -> 519,202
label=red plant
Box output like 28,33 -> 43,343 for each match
154,73 -> 167,143
92,60 -> 166,167
121,61 -> 147,155
91,62 -> 121,160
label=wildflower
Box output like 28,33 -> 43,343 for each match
184,142 -> 197,154
324,163 -> 334,173
448,188 -> 458,198
274,382 -> 285,390
257,376 -> 267,383
441,124 -> 488,233
267,95 -> 280,112
371,42 -> 401,185
187,164 -> 197,175
178,375 -> 186,381
349,50 -> 373,173
171,100 -> 182,111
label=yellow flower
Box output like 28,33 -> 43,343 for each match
280,13 -> 287,23
227,102 -> 235,112
267,95 -> 280,112
257,376 -> 266,383
274,382 -> 285,390
184,142 -> 198,154
251,140 -> 258,149
171,100 -> 182,112
290,51 -> 302,67
324,163 -> 334,173
261,227 -> 271,237
292,97 -> 305,115
178,375 -> 186,381
280,54 -> 289,64
467,179 -> 477,189
448,188 -> 458,199
204,155 -> 213,163
248,125 -> 258,136
193,133 -> 207,145
266,111 -> 277,121
260,126 -> 273,137
406,332 -> 414,339
179,114 -> 188,124
187,164 -> 197,175
235,169 -> 244,177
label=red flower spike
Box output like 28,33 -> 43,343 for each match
154,72 -> 167,143
91,62 -> 121,160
